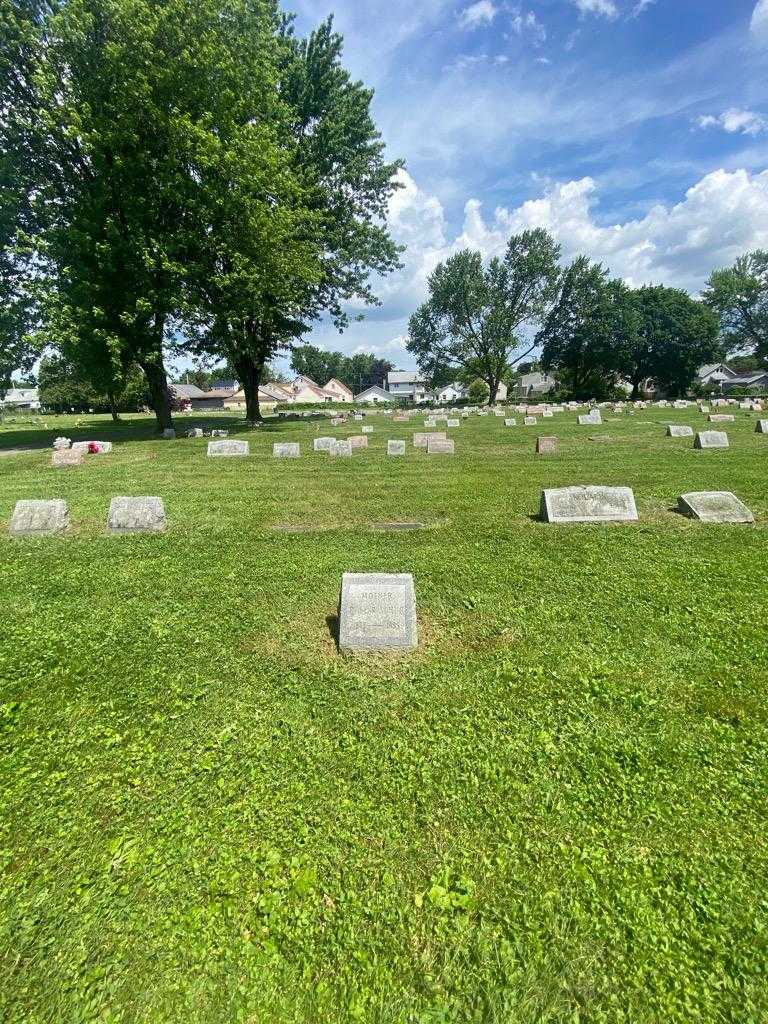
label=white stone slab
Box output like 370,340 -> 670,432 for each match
349,435 -> 368,449
51,450 -> 84,468
694,431 -> 729,449
524,416 -> 537,426
427,439 -> 455,454
504,418 -> 517,427
708,414 -> 735,423
578,414 -> 602,426
72,440 -> 113,454
338,573 -> 417,652
107,496 -> 166,534
361,426 -> 374,434
9,499 -> 70,537
314,437 -> 335,452
387,440 -> 406,456
666,425 -> 694,437
330,439 -> 353,457
677,491 -> 754,524
446,419 -> 460,428
413,431 -> 446,448
273,443 -> 300,458
207,440 -> 249,457
162,428 -> 176,439
540,486 -> 638,524
187,428 -> 203,438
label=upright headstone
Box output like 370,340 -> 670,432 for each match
677,491 -> 754,524
427,438 -> 455,455
51,449 -> 84,468
162,428 -> 176,439
578,412 -> 602,426
755,420 -> 768,434
447,419 -> 460,428
413,431 -> 446,448
9,499 -> 70,537
338,573 -> 417,653
387,440 -> 406,456
107,496 -> 167,534
314,437 -> 335,452
207,439 -> 249,456
536,436 -> 557,455
708,414 -> 735,423
540,486 -> 638,524
504,418 -> 517,427
349,435 -> 368,449
524,416 -> 537,426
273,443 -> 300,458
330,439 -> 353,457
187,428 -> 203,438
694,431 -> 729,450
666,425 -> 694,437
361,426 -> 374,434
53,436 -> 71,450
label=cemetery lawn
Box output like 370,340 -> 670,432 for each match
2,407 -> 768,1024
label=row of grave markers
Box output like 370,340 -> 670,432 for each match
6,485 -> 756,539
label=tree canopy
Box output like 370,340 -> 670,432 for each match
704,250 -> 768,362
290,343 -> 392,394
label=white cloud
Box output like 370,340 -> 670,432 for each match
752,0 -> 768,40
697,108 -> 767,136
510,9 -> 547,45
631,0 -> 655,16
459,0 -> 497,28
572,0 -> 618,19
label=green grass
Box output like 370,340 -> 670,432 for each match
1,406 -> 767,1023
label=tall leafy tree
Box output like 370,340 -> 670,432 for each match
290,344 -> 345,385
539,257 -> 633,400
407,230 -> 561,403
703,251 -> 768,361
619,286 -> 721,398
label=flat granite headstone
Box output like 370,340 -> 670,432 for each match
361,426 -> 374,434
677,491 -> 754,524
755,420 -> 768,434
387,440 -> 406,456
349,435 -> 368,449
107,496 -> 166,534
274,443 -> 300,458
578,413 -> 602,426
72,440 -> 113,454
207,440 -> 249,457
314,437 -> 335,452
540,486 -> 638,524
427,438 -> 455,454
694,431 -> 729,449
504,418 -> 517,427
708,414 -> 735,423
9,499 -> 70,537
338,572 -> 417,653
667,425 -> 694,437
51,449 -> 84,467
524,416 -> 537,426
413,431 -> 446,448
162,428 -> 176,439
330,439 -> 353,457
447,419 -> 460,428
536,436 -> 558,455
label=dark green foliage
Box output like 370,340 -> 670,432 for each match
290,344 -> 392,392
704,250 -> 768,359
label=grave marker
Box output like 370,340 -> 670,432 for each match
314,437 -> 335,452
207,440 -> 249,457
107,496 -> 167,533
504,418 -> 517,427
387,440 -> 406,456
708,414 -> 735,423
755,420 -> 768,434
9,499 -> 70,537
694,431 -> 729,449
677,491 -> 754,524
540,486 -> 638,523
51,450 -> 84,468
349,435 -> 368,449
666,425 -> 694,437
413,431 -> 446,448
338,572 -> 417,653
524,416 -> 537,426
273,443 -> 300,458
330,439 -> 353,457
536,436 -> 557,455
427,438 -> 455,454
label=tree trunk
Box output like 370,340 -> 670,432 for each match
630,379 -> 641,400
235,353 -> 263,424
487,377 -> 499,405
140,359 -> 173,431
107,388 -> 120,422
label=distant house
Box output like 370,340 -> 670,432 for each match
188,388 -> 237,410
517,372 -> 555,398
354,385 -> 394,404
223,387 -> 281,413
1,387 -> 40,411
323,378 -> 354,403
287,376 -> 336,404
698,362 -> 768,393
387,370 -> 427,403
436,382 -> 466,403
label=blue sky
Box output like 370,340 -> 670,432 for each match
281,0 -> 768,371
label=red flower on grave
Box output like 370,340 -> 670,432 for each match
88,442 -> 100,454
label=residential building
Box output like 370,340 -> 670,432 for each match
0,388 -> 40,411
386,370 -> 428,403
517,372 -> 555,398
698,362 -> 768,393
354,385 -> 394,404
323,378 -> 354,403
436,382 -> 466,403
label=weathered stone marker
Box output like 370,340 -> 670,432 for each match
708,414 -> 735,423
524,416 -> 537,426
427,438 -> 455,454
677,491 -> 754,524
667,425 -> 694,437
755,420 -> 768,434
273,443 -> 300,458
338,572 -> 417,652
536,436 -> 558,455
578,412 -> 602,426
694,431 -> 729,450
540,486 -> 638,523
9,499 -> 70,537
542,410 -> 554,418
107,496 -> 167,534
349,435 -> 368,449
162,428 -> 176,439
361,426 -> 374,434
72,440 -> 113,454
207,439 -> 249,457
187,428 -> 203,438
504,418 -> 517,427
387,440 -> 406,456
51,449 -> 84,468
413,431 -> 446,448
447,419 -> 460,428
314,437 -> 335,452
330,439 -> 353,457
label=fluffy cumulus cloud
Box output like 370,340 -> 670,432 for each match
510,8 -> 547,45
459,0 -> 497,29
571,0 -> 618,19
752,0 -> 768,40
697,108 -> 767,136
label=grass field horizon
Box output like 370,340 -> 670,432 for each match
2,405 -> 767,1022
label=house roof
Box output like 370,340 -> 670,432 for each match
260,382 -> 292,400
2,388 -> 39,403
355,385 -> 392,400
388,371 -> 424,385
324,377 -> 353,395
197,388 -> 237,400
172,383 -> 207,399
698,363 -> 735,379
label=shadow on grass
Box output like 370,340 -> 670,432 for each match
326,614 -> 340,651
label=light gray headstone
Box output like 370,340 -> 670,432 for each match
536,436 -> 557,455
361,426 -> 374,434
577,413 -> 601,426
667,425 -> 694,437
330,439 -> 353,457
53,437 -> 71,450
424,419 -> 437,428
694,431 -> 729,449
387,440 -> 406,456
72,440 -> 113,454
354,414 -> 363,421
338,572 -> 417,652
349,435 -> 368,449
187,428 -> 203,438
755,420 -> 768,434
273,443 -> 300,458
708,414 -> 735,423
677,491 -> 754,524
540,486 -> 638,523
542,410 -> 554,418
524,416 -> 537,426
314,437 -> 334,452
211,429 -> 229,438
446,419 -> 460,428
207,440 -> 249,457
427,438 -> 455,454
9,499 -> 70,537
107,496 -> 166,534
162,428 -> 176,439
504,418 -> 517,427
51,449 -> 84,468
413,431 -> 446,448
